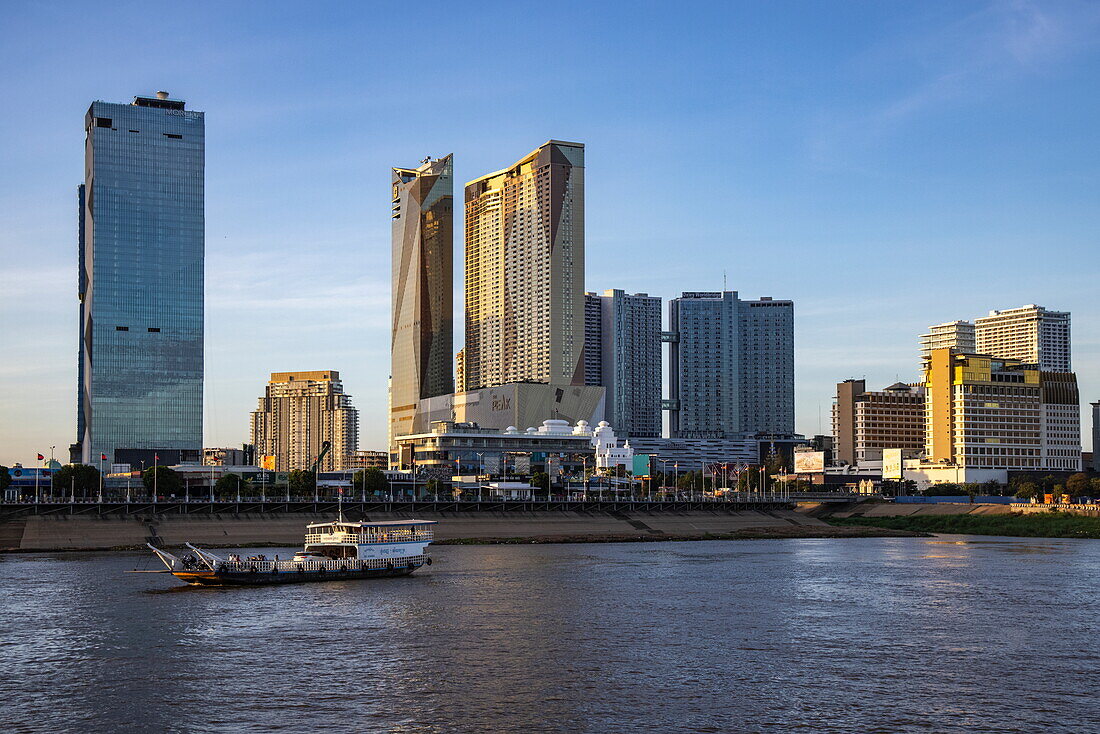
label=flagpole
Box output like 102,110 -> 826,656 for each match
98,454 -> 103,503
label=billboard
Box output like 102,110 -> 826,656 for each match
260,455 -> 276,471
632,454 -> 652,478
793,451 -> 825,474
513,454 -> 531,475
882,449 -> 903,480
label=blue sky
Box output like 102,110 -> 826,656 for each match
2,0 -> 1099,464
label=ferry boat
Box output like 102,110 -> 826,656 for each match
147,519 -> 436,586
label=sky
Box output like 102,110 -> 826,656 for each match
2,0 -> 1099,465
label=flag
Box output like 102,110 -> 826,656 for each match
100,454 -> 107,461
37,453 -> 44,461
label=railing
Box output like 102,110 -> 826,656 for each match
215,555 -> 428,574
304,530 -> 433,545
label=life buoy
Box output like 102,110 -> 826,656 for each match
249,565 -> 257,573
425,557 -> 433,566
297,564 -> 304,573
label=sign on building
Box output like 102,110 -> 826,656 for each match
882,448 -> 903,480
513,454 -> 531,475
794,451 -> 825,474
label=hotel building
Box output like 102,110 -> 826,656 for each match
923,349 -> 1080,473
832,380 -> 925,466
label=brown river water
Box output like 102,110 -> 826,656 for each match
2,536 -> 1099,733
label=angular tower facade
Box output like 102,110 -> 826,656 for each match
77,92 -> 204,465
389,155 -> 454,454
463,141 -> 585,391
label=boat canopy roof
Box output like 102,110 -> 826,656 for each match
306,520 -> 438,529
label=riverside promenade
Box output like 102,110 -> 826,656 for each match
0,497 -> 870,552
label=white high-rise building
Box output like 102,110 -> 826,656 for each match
920,320 -> 975,361
975,305 -> 1071,372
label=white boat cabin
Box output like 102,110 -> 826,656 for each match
303,519 -> 436,561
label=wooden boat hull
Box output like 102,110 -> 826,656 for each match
170,562 -> 423,586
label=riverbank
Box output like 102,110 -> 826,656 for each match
0,507 -> 927,552
829,512 -> 1100,539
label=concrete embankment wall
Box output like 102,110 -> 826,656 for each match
821,502 -> 1015,519
1,509 -> 828,552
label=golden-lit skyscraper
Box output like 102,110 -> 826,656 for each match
389,155 -> 454,457
463,141 -> 585,391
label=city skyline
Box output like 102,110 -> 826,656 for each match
3,2 -> 1100,464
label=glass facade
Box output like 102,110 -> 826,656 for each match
78,95 -> 204,464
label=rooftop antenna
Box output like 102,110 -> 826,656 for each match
723,269 -> 727,292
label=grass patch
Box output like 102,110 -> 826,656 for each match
829,512 -> 1100,539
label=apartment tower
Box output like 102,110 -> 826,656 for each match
389,155 -> 454,454
463,141 -> 585,391
250,371 -> 359,472
668,292 -> 794,438
920,320 -> 975,361
975,305 -> 1071,372
584,290 -> 663,438
76,92 -> 204,465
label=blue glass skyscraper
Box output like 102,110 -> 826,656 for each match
76,92 -> 204,465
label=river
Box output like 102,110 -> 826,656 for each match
2,536 -> 1099,732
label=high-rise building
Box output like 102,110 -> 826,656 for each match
923,349 -> 1080,472
389,155 -> 454,454
455,348 -> 466,394
832,380 -> 925,466
75,92 -> 204,465
583,293 -> 603,387
463,141 -> 585,391
920,320 -> 975,361
585,290 -> 662,438
250,371 -> 359,472
668,292 -> 794,438
1092,401 -> 1100,472
975,305 -> 1071,372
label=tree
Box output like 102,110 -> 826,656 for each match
1091,477 -> 1100,498
215,473 -> 243,499
424,478 -> 441,498
53,464 -> 101,495
530,472 -> 550,493
981,479 -> 1002,497
1065,473 -> 1090,498
1014,481 -> 1039,500
142,466 -> 183,496
288,469 -> 315,495
961,483 -> 980,503
0,466 -> 10,493
1040,474 -> 1059,491
352,467 -> 389,496
924,483 -> 960,496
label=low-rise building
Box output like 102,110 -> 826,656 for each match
203,446 -> 254,466
345,450 -> 388,470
